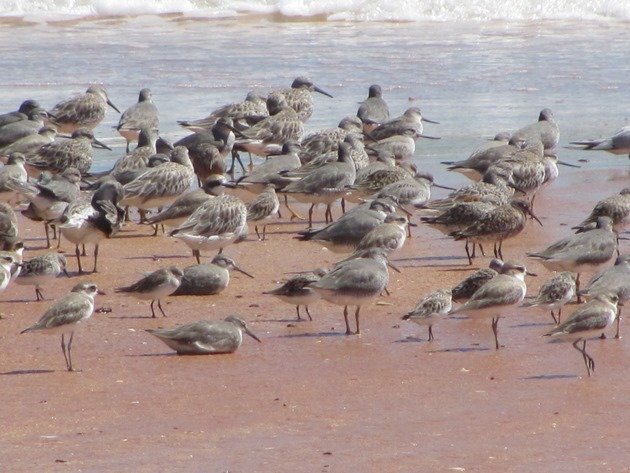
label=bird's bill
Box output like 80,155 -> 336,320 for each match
526,206 -> 543,227
421,117 -> 440,125
387,261 -> 402,273
92,138 -> 112,151
433,182 -> 456,191
557,159 -> 581,168
244,327 -> 262,343
418,133 -> 441,140
107,99 -> 121,114
525,270 -> 538,277
97,289 -> 107,295
314,86 -> 333,98
235,265 -> 255,279
63,268 -> 71,278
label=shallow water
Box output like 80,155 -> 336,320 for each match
0,15 -> 628,188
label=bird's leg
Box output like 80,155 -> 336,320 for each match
550,309 -> 559,325
81,244 -> 87,256
343,306 -> 352,335
57,231 -> 62,249
305,305 -> 313,321
66,332 -> 75,372
325,205 -> 332,223
61,334 -> 70,371
428,325 -> 434,342
615,307 -> 621,339
35,287 -> 43,301
152,224 -> 159,237
295,306 -> 302,321
93,244 -> 99,273
75,244 -> 83,274
193,249 -> 201,264
308,204 -> 314,227
498,241 -> 504,260
262,224 -> 267,241
283,195 -> 304,221
575,273 -> 582,303
255,225 -> 261,240
354,306 -> 361,335
464,241 -> 473,265
491,317 -> 500,349
479,243 -> 486,257
572,339 -> 591,376
150,300 -> 156,318
44,222 -> 51,248
157,299 -> 167,317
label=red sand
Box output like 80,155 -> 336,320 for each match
2,167 -> 629,472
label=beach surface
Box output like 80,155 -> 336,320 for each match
2,165 -> 629,472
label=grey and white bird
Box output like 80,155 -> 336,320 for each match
145,186 -> 214,231
275,76 -> 333,123
145,315 -> 261,355
573,187 -> 630,233
543,293 -> 619,376
509,108 -> 559,153
115,88 -> 159,152
15,252 -> 69,301
357,84 -> 390,132
59,180 -> 125,273
170,175 -> 248,263
20,282 -> 105,372
172,254 -> 253,296
47,85 -> 120,133
402,288 -> 452,341
580,254 -> 630,339
0,202 -> 19,250
0,126 -> 57,158
26,128 -> 111,175
0,99 -> 43,128
521,271 -> 577,324
246,184 -> 280,241
299,115 -> 363,164
0,109 -> 48,149
115,266 -> 184,318
0,253 -> 17,295
451,258 -> 505,302
448,261 -> 531,349
527,216 -> 618,296
263,268 -> 327,321
0,152 -> 28,204
354,214 -> 409,255
310,247 -> 390,335
367,107 -> 440,142
568,125 -> 630,157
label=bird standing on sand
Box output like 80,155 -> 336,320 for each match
15,252 -> 69,301
115,266 -> 184,318
402,288 -> 452,341
521,271 -> 577,324
20,282 -> 105,372
47,85 -> 120,133
115,88 -> 159,152
263,268 -> 327,321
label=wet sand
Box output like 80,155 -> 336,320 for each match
2,166 -> 629,471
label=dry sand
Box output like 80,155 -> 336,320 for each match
2,166 -> 629,472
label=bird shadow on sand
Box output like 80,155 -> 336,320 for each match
2,298 -> 40,303
107,315 -> 158,320
395,336 -> 428,343
521,373 -> 579,380
2,369 -> 55,375
124,254 -> 188,261
509,321 -> 555,328
125,352 -> 177,358
279,331 -> 348,339
429,346 -> 491,353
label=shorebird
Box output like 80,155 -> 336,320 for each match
0,253 -> 16,296
402,288 -> 452,341
20,282 -> 104,372
145,315 -> 261,355
299,115 -> 363,164
509,108 -> 559,153
0,239 -> 23,282
173,254 -> 253,296
178,91 -> 268,133
0,152 -> 28,204
0,125 -> 57,158
47,85 -> 120,133
110,127 -> 160,179
573,187 -> 630,234
170,175 -> 248,263
120,146 -> 194,218
354,214 -> 409,255
310,247 -> 390,335
115,266 -> 184,317
450,199 -> 540,264
263,268 -> 327,321
281,141 -> 357,226
0,109 -> 48,149
115,88 -> 159,152
374,171 -> 453,212
521,271 -> 577,324
236,141 -> 302,194
15,253 -> 69,301
367,107 -> 440,142
449,261 -> 532,349
347,160 -> 415,203
26,128 -> 111,175
445,136 -> 524,181
59,180 -> 125,273
357,84 -> 390,132
568,125 -> 630,157
543,293 -> 619,376
145,185 -> 213,233
0,99 -> 43,128
235,93 -> 304,157
296,198 -> 395,253
275,77 -> 333,123
0,202 -> 19,250
13,167 -> 81,248
580,254 -> 630,339
527,216 -> 618,296
246,185 -> 280,240
451,258 -> 505,302
365,129 -> 417,162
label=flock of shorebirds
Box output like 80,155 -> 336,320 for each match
0,78 -> 628,376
